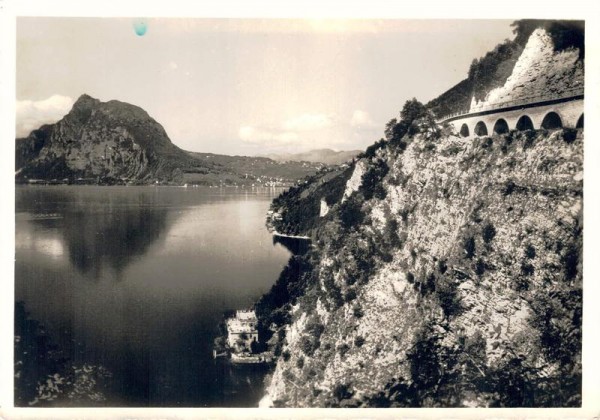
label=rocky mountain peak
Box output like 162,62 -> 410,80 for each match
66,93 -> 101,125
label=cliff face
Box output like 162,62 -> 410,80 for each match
426,20 -> 584,118
471,28 -> 584,110
259,25 -> 584,406
261,126 -> 582,407
16,94 -> 212,183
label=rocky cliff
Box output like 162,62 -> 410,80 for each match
260,125 -> 582,408
16,94 -> 210,183
471,28 -> 584,110
15,94 -> 325,185
427,20 -> 584,118
257,26 -> 583,408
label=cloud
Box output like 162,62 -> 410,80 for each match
16,95 -> 74,137
239,126 -> 299,146
282,113 -> 333,131
350,110 -> 377,128
168,61 -> 178,70
239,112 -> 334,149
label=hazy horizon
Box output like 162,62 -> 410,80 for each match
17,18 -> 514,155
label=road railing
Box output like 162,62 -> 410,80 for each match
436,87 -> 584,123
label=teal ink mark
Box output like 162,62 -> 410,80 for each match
133,19 -> 148,36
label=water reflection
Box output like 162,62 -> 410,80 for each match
272,234 -> 311,255
63,207 -> 168,278
15,186 -> 291,406
16,187 -> 171,280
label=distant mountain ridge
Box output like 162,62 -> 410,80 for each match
262,149 -> 360,165
15,94 -> 324,186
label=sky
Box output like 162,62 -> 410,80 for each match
16,18 -> 515,155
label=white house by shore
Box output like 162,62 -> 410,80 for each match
226,309 -> 258,352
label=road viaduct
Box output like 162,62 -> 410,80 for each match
438,88 -> 584,137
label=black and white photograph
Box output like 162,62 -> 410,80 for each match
1,1 -> 599,417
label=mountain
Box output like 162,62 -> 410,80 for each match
15,94 -> 324,186
426,20 -> 584,118
16,94 -> 203,184
255,24 -> 583,408
262,149 -> 361,165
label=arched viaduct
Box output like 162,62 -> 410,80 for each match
439,94 -> 584,138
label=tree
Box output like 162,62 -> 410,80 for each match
400,98 -> 428,124
385,118 -> 398,141
339,198 -> 364,230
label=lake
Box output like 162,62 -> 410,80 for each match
14,185 -> 292,407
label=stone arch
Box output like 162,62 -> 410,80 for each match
541,111 -> 563,130
576,114 -> 584,129
459,123 -> 470,137
474,121 -> 488,136
516,115 -> 534,131
493,118 -> 509,134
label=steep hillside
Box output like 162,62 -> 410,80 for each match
260,125 -> 582,408
471,27 -> 584,110
16,94 -> 215,184
257,23 -> 584,407
426,19 -> 584,118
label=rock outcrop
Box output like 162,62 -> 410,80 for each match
258,25 -> 583,408
261,126 -> 582,408
471,28 -> 584,110
15,94 -> 209,183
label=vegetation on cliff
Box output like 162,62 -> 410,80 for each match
259,93 -> 583,407
426,19 -> 584,117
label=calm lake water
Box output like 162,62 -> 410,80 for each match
15,185 -> 291,407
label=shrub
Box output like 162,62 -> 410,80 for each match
513,276 -> 529,292
296,356 -> 305,369
522,130 -> 537,150
333,383 -> 354,401
354,336 -> 365,347
299,336 -> 316,356
464,236 -> 476,259
437,259 -> 448,274
338,343 -> 350,357
424,142 -> 436,152
525,244 -> 536,259
562,128 -> 578,144
436,277 -> 462,318
521,263 -> 534,276
407,322 -> 461,404
345,288 -> 357,302
503,180 -> 516,196
306,320 -> 325,339
353,305 -> 364,318
361,139 -> 386,159
475,259 -> 486,276
482,223 -> 497,244
395,139 -> 408,153
380,252 -> 393,263
399,209 -> 410,224
385,218 -> 402,248
339,198 -> 364,230
425,272 -> 436,294
361,160 -> 389,200
282,350 -> 291,362
406,272 -> 415,284
562,244 -> 580,282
